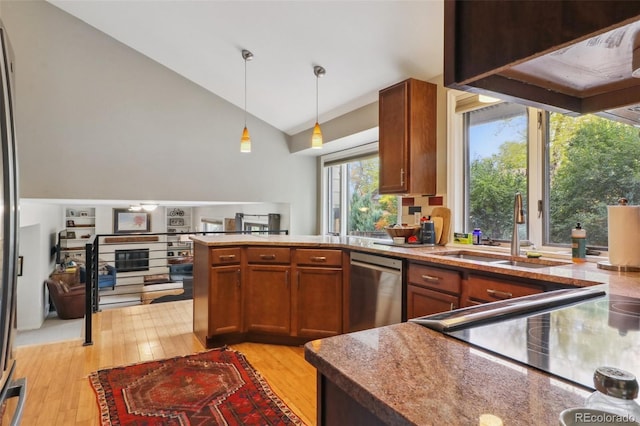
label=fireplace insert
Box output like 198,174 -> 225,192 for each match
115,249 -> 149,272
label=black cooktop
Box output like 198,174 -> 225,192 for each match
443,289 -> 640,390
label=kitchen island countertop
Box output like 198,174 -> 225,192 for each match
304,321 -> 590,425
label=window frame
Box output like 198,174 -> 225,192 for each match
319,142 -> 382,236
448,91 -> 550,252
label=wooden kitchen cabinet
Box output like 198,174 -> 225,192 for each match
245,247 -> 291,335
245,265 -> 291,335
193,246 -> 242,345
407,262 -> 461,318
293,249 -> 343,338
461,274 -> 543,307
209,265 -> 242,335
379,78 -> 437,195
407,285 -> 458,320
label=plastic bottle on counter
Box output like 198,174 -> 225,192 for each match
584,366 -> 640,423
571,222 -> 587,263
472,228 -> 482,245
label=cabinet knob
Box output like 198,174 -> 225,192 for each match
310,256 -> 327,262
219,254 -> 236,261
260,254 -> 276,260
486,289 -> 513,299
400,168 -> 405,186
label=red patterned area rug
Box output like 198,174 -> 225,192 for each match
89,347 -> 306,425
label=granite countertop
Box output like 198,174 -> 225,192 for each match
304,322 -> 590,425
190,234 -> 640,297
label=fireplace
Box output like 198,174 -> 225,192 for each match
115,249 -> 149,272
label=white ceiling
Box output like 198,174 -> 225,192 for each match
47,0 -> 444,136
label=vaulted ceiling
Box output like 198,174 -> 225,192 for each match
48,0 -> 444,136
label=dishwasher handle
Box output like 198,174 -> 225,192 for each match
350,259 -> 402,275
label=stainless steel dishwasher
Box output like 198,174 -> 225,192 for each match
348,251 -> 403,332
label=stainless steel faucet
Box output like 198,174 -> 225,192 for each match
511,192 -> 525,256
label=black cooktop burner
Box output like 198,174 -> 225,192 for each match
446,291 -> 640,390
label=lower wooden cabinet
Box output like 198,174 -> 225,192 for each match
407,262 -> 461,318
407,284 -> 458,319
294,267 -> 342,338
461,274 -> 544,307
194,245 -> 343,347
209,265 -> 242,335
245,265 -> 291,335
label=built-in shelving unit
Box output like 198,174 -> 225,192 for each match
166,207 -> 193,260
59,206 -> 96,263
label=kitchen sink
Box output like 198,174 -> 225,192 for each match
490,260 -> 554,269
435,250 -> 571,269
440,253 -> 505,263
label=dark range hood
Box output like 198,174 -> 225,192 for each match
445,1 -> 640,125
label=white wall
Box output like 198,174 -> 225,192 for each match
18,202 -> 63,329
1,0 -> 317,235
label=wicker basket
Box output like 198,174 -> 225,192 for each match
385,226 -> 420,238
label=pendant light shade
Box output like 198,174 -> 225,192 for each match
240,49 -> 253,153
240,126 -> 251,153
312,65 -> 326,149
311,122 -> 323,149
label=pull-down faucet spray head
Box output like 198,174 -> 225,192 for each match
514,192 -> 525,225
511,192 -> 525,256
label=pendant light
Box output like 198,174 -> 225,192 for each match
240,49 -> 253,153
311,65 -> 326,149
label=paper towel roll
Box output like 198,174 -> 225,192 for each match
608,205 -> 640,267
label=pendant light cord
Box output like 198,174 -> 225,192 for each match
244,57 -> 248,127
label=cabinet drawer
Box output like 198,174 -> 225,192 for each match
294,249 -> 342,267
466,275 -> 543,303
210,248 -> 241,265
246,247 -> 291,264
408,263 -> 461,294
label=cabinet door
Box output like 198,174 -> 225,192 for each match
379,78 -> 437,195
245,266 -> 291,335
294,267 -> 342,338
407,284 -> 458,319
462,275 -> 543,307
379,80 -> 409,194
209,266 -> 242,335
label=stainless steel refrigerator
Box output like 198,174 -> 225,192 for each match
0,18 -> 26,425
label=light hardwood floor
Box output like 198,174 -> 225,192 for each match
4,300 -> 317,425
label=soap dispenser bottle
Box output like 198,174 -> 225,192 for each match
571,222 -> 586,263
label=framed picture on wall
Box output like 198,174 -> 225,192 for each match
113,208 -> 151,233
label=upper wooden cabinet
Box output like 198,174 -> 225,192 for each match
378,78 -> 437,195
444,1 -> 640,120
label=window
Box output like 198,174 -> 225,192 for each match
453,92 -> 640,251
464,103 -> 529,241
201,219 -> 223,233
321,143 -> 398,238
546,112 -> 640,248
